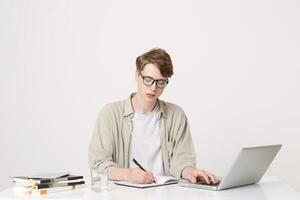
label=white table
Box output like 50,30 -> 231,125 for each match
0,177 -> 299,200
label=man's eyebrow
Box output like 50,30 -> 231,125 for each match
143,75 -> 168,80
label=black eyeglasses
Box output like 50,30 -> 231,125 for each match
140,73 -> 169,89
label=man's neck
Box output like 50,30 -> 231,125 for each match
131,93 -> 157,115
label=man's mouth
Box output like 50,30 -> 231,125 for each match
146,93 -> 156,97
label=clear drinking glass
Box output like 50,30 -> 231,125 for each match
91,168 -> 108,192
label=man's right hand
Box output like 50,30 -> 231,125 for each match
125,168 -> 155,184
107,166 -> 155,184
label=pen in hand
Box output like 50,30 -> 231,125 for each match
132,158 -> 156,183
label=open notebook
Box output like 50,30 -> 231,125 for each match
115,176 -> 178,188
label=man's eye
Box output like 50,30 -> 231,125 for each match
145,78 -> 153,83
157,81 -> 166,87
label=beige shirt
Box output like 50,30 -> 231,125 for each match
88,94 -> 196,178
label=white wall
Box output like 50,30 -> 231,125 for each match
0,0 -> 299,192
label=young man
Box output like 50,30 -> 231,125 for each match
88,48 -> 218,185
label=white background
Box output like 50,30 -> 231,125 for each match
0,0 -> 299,192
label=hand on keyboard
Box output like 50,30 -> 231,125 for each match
182,167 -> 219,185
196,177 -> 221,186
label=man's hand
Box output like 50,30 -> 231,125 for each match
125,168 -> 155,184
107,166 -> 155,183
182,166 -> 219,185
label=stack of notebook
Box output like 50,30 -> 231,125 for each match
11,172 -> 85,196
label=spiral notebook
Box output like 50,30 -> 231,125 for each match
115,176 -> 178,188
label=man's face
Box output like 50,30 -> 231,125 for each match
135,63 -> 168,103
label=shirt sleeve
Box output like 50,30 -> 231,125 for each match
88,106 -> 117,173
169,109 -> 196,178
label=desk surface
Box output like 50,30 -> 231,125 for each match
0,177 -> 299,200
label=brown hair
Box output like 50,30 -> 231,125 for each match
136,48 -> 174,78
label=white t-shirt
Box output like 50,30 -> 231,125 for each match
129,105 -> 164,176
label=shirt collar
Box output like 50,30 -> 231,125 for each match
123,93 -> 167,119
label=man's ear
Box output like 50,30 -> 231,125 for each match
135,70 -> 139,81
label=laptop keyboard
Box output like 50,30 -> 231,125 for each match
196,180 -> 221,186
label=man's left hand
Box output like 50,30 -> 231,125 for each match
181,166 -> 219,185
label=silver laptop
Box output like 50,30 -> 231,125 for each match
179,144 -> 282,190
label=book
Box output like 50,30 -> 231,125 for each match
13,184 -> 85,196
115,176 -> 178,188
13,178 -> 83,188
29,172 -> 70,179
34,180 -> 85,189
12,174 -> 83,185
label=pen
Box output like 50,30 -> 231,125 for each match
132,158 -> 156,183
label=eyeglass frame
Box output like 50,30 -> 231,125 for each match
140,73 -> 169,89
